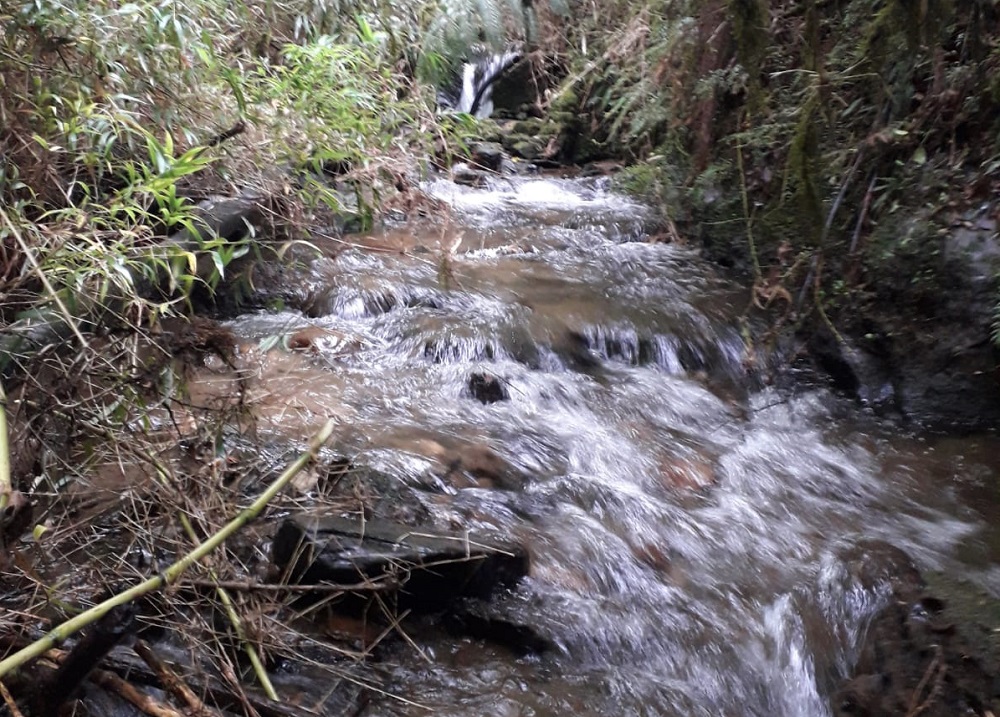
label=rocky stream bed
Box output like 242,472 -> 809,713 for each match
6,167 -> 999,717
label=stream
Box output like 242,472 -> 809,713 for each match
212,174 -> 1000,716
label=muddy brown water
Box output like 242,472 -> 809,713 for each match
201,176 -> 1000,716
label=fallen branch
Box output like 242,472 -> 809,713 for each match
0,419 -> 335,679
33,604 -> 136,717
906,646 -> 945,717
134,640 -> 217,717
0,681 -> 25,717
0,379 -> 10,512
0,634 -> 334,717
205,120 -> 247,148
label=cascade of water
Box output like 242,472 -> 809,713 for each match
453,50 -> 521,118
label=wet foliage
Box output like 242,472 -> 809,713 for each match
550,0 -> 1000,336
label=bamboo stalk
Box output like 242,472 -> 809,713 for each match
0,419 -> 335,679
144,453 -> 278,700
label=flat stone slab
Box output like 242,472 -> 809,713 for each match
272,515 -> 529,610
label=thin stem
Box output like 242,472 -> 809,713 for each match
0,208 -> 90,350
735,124 -> 762,283
0,381 -> 10,512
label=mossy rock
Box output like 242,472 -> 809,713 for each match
511,118 -> 555,137
507,138 -> 547,161
572,136 -> 610,164
549,110 -> 577,125
473,120 -> 505,144
549,87 -> 579,113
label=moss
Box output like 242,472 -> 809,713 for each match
550,87 -> 579,113
474,119 -> 505,144
511,118 -> 551,136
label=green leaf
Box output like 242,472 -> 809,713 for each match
210,250 -> 225,279
356,15 -> 376,43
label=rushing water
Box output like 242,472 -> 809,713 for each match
218,175 -> 1000,716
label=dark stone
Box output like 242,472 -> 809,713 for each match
469,142 -> 505,172
467,372 -> 508,404
806,328 -> 899,415
272,514 -> 529,611
555,330 -> 606,377
452,164 -> 489,187
320,158 -> 352,177
800,208 -> 1000,431
490,60 -> 544,118
166,195 -> 265,247
443,600 -> 553,655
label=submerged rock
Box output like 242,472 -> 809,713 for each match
452,163 -> 490,187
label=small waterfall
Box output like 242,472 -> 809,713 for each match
447,50 -> 521,119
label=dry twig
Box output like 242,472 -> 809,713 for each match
134,640 -> 217,717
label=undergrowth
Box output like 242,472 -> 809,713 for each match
558,0 -> 1000,335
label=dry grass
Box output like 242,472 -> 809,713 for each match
0,322 -> 407,714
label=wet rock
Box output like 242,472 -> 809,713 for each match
832,544 -> 1000,717
806,328 -> 898,414
381,429 -> 529,492
838,540 -> 925,600
285,326 -> 361,357
804,206 -> 1000,431
554,330 -> 605,375
272,514 -> 530,611
443,600 -> 553,655
467,372 -> 509,404
655,456 -> 716,491
452,163 -> 489,187
441,442 -> 527,491
469,142 -> 505,172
